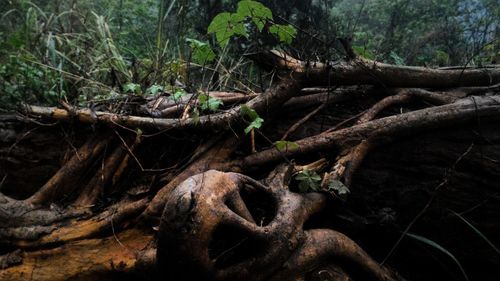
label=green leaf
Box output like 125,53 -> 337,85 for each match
108,90 -> 120,99
198,94 -> 223,112
328,179 -> 350,199
298,181 -> 311,193
275,140 -> 299,151
352,45 -> 374,60
240,104 -> 263,134
237,0 -> 273,31
146,84 -> 163,95
123,83 -> 141,94
198,93 -> 208,104
207,12 -> 232,47
207,97 -> 223,111
77,95 -> 86,106
172,89 -> 186,102
240,104 -> 259,120
186,38 -> 216,65
389,51 -> 405,65
268,24 -> 296,44
435,50 -> 450,65
244,117 -> 263,134
295,174 -> 308,181
310,174 -> 321,181
230,13 -> 248,37
207,12 -> 247,48
191,108 -> 200,124
136,128 -> 143,137
295,170 -> 321,192
405,233 -> 470,281
43,90 -> 59,104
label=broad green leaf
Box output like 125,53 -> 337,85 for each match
172,89 -> 186,102
295,174 -> 308,181
240,104 -> 259,120
230,13 -> 248,37
244,117 -> 263,134
435,50 -> 450,65
207,12 -> 247,48
198,94 -> 223,112
123,83 -> 141,94
185,38 -> 206,48
275,140 -> 299,151
146,84 -> 163,95
206,97 -> 223,111
198,93 -> 208,104
77,94 -> 87,106
108,90 -> 120,99
298,181 -> 311,193
237,0 -> 273,31
186,38 -> 216,65
405,233 -> 469,281
352,45 -> 375,60
241,104 -> 263,134
389,51 -> 405,65
310,174 -> 321,181
268,24 -> 296,44
295,170 -> 321,192
328,179 -> 350,199
207,12 -> 232,47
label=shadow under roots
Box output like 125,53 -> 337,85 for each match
209,224 -> 269,269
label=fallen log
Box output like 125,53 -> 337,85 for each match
251,50 -> 500,88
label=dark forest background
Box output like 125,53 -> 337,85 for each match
1,0 -> 498,108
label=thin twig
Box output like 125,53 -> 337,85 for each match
281,103 -> 326,140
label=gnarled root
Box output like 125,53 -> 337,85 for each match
157,169 -> 404,281
271,229 -> 403,281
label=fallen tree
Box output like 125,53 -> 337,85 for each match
1,51 -> 500,281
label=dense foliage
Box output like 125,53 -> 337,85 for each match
0,0 -> 498,108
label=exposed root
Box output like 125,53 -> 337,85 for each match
142,135 -> 240,219
0,228 -> 155,281
112,132 -> 142,186
0,192 -> 89,229
22,77 -> 302,132
157,169 -> 403,281
0,250 -> 23,270
270,229 -> 404,281
2,47 -> 500,281
281,103 -> 326,140
239,95 -> 500,168
11,199 -> 148,248
157,170 -> 329,281
74,137 -> 130,207
4,199 -> 147,247
322,139 -> 372,190
282,86 -> 372,110
144,92 -> 257,118
357,88 -> 458,124
26,133 -> 112,206
323,88 -> 458,191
